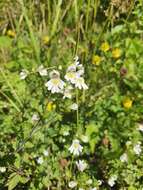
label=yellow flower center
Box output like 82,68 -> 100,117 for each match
52,79 -> 60,85
67,72 -> 76,78
73,143 -> 79,148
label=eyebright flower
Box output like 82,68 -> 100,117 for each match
0,167 -> 6,173
74,77 -> 88,90
108,175 -> 117,187
43,150 -> 49,156
123,98 -> 133,109
20,70 -> 28,80
68,181 -> 78,188
133,142 -> 142,155
90,188 -> 97,190
69,139 -> 83,156
112,48 -> 121,58
70,103 -> 78,110
37,65 -> 48,76
45,70 -> 65,93
120,153 -> 128,162
92,55 -> 102,65
97,180 -> 102,186
76,160 -> 87,172
100,42 -> 110,52
7,29 -> 16,38
37,157 -> 44,164
63,131 -> 70,136
138,123 -> 143,132
63,85 -> 73,99
65,71 -> 77,84
86,179 -> 93,185
31,114 -> 39,123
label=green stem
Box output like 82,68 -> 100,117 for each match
69,155 -> 74,175
0,90 -> 20,112
19,0 -> 40,64
76,89 -> 79,128
85,0 -> 91,32
50,0 -> 62,38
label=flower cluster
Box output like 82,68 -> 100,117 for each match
65,56 -> 88,90
20,56 -> 88,99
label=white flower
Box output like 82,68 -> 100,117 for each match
65,71 -> 77,84
37,157 -> 44,164
63,86 -> 73,99
108,175 -> 117,187
133,142 -> 142,155
97,180 -> 102,186
90,188 -> 97,190
0,167 -> 6,173
74,55 -> 79,63
68,181 -> 77,188
43,150 -> 49,156
20,70 -> 28,80
37,65 -> 47,76
76,160 -> 87,172
120,153 -> 128,162
138,123 -> 143,132
45,70 -> 65,93
126,141 -> 132,146
45,79 -> 65,93
69,139 -> 83,156
77,67 -> 84,76
58,65 -> 62,70
86,179 -> 93,185
63,131 -> 70,136
75,77 -> 88,90
79,188 -> 84,190
70,103 -> 78,110
31,114 -> 39,123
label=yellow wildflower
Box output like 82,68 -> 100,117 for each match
47,102 -> 56,111
7,29 -> 16,38
42,36 -> 50,45
100,42 -> 110,52
123,98 -> 133,109
112,48 -> 121,58
92,55 -> 102,65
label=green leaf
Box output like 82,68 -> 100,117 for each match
7,173 -> 21,190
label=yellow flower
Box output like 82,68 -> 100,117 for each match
42,36 -> 50,45
112,48 -> 121,58
123,98 -> 133,109
100,42 -> 110,52
92,55 -> 102,65
7,29 -> 16,38
46,102 -> 56,111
